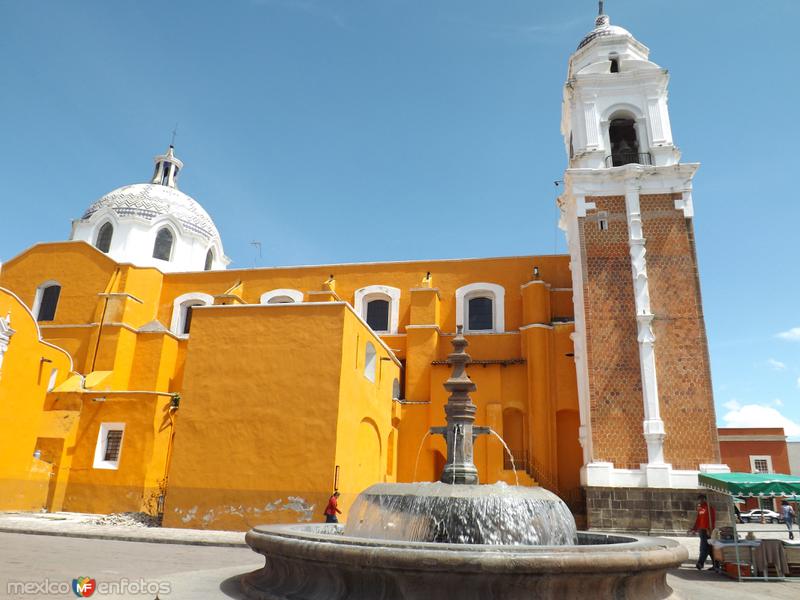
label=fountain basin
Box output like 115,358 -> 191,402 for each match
344,482 -> 577,545
242,524 -> 687,600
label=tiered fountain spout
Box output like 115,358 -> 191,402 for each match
430,325 -> 491,484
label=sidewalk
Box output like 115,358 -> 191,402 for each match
0,511 -> 246,547
2,512 -> 798,599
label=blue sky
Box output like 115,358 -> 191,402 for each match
2,1 -> 799,438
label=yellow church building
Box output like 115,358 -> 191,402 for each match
0,11 -> 726,533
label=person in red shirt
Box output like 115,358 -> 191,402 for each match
324,491 -> 342,524
689,494 -> 716,570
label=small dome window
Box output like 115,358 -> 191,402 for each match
95,222 -> 114,253
153,228 -> 174,261
204,249 -> 214,271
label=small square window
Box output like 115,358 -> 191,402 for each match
749,455 -> 772,474
93,423 -> 125,470
104,430 -> 123,462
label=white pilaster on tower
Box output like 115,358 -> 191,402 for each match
623,183 -> 669,485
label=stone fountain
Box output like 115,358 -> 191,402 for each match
242,328 -> 687,599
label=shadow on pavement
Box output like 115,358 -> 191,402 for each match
668,565 -> 729,582
220,571 -> 257,599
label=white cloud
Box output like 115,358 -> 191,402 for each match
777,327 -> 800,341
773,398 -> 784,407
723,399 -> 741,411
722,403 -> 800,436
767,358 -> 786,370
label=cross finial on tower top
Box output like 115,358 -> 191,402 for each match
170,123 -> 178,148
599,1 -> 605,16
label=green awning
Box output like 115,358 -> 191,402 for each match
699,472 -> 800,497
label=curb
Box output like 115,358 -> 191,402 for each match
0,526 -> 248,548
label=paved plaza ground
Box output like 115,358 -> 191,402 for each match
0,513 -> 798,599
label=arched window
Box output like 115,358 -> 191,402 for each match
455,283 -> 505,333
354,285 -> 401,334
467,297 -> 493,331
170,292 -> 213,337
95,222 -> 114,253
181,304 -> 201,334
366,299 -> 389,332
364,342 -> 377,382
152,228 -> 174,261
204,249 -> 214,271
609,116 -> 640,166
260,289 -> 304,304
609,53 -> 620,73
34,282 -> 62,322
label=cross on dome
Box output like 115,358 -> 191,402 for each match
151,145 -> 184,189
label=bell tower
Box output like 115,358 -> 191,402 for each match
559,6 -> 728,532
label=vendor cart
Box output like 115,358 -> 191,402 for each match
699,472 -> 800,582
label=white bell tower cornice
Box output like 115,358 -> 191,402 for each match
562,8 -> 681,171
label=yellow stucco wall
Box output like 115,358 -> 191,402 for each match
0,241 -> 580,528
0,288 -> 74,510
162,302 -> 398,530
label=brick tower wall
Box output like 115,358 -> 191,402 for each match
580,194 -> 719,470
639,194 -> 720,468
579,195 -> 647,469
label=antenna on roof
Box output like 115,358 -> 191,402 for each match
250,241 -> 262,267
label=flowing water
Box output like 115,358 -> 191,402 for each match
488,429 -> 519,486
412,430 -> 432,482
344,482 -> 578,546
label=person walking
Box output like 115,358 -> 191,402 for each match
690,494 -> 716,570
324,491 -> 342,524
781,500 -> 795,540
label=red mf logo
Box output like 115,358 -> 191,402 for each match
72,576 -> 96,597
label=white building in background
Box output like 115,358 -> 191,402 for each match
788,442 -> 800,476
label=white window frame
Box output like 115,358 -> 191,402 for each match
601,104 -> 649,156
170,292 -> 214,337
47,368 -> 58,392
750,455 -> 773,474
260,289 -> 304,304
364,342 -> 377,382
93,422 -> 126,470
455,282 -> 505,333
354,285 -> 400,334
32,280 -> 61,322
0,313 -> 14,382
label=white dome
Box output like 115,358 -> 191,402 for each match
70,146 -> 229,273
577,14 -> 632,50
80,183 -> 221,243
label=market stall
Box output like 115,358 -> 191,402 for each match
699,472 -> 800,581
